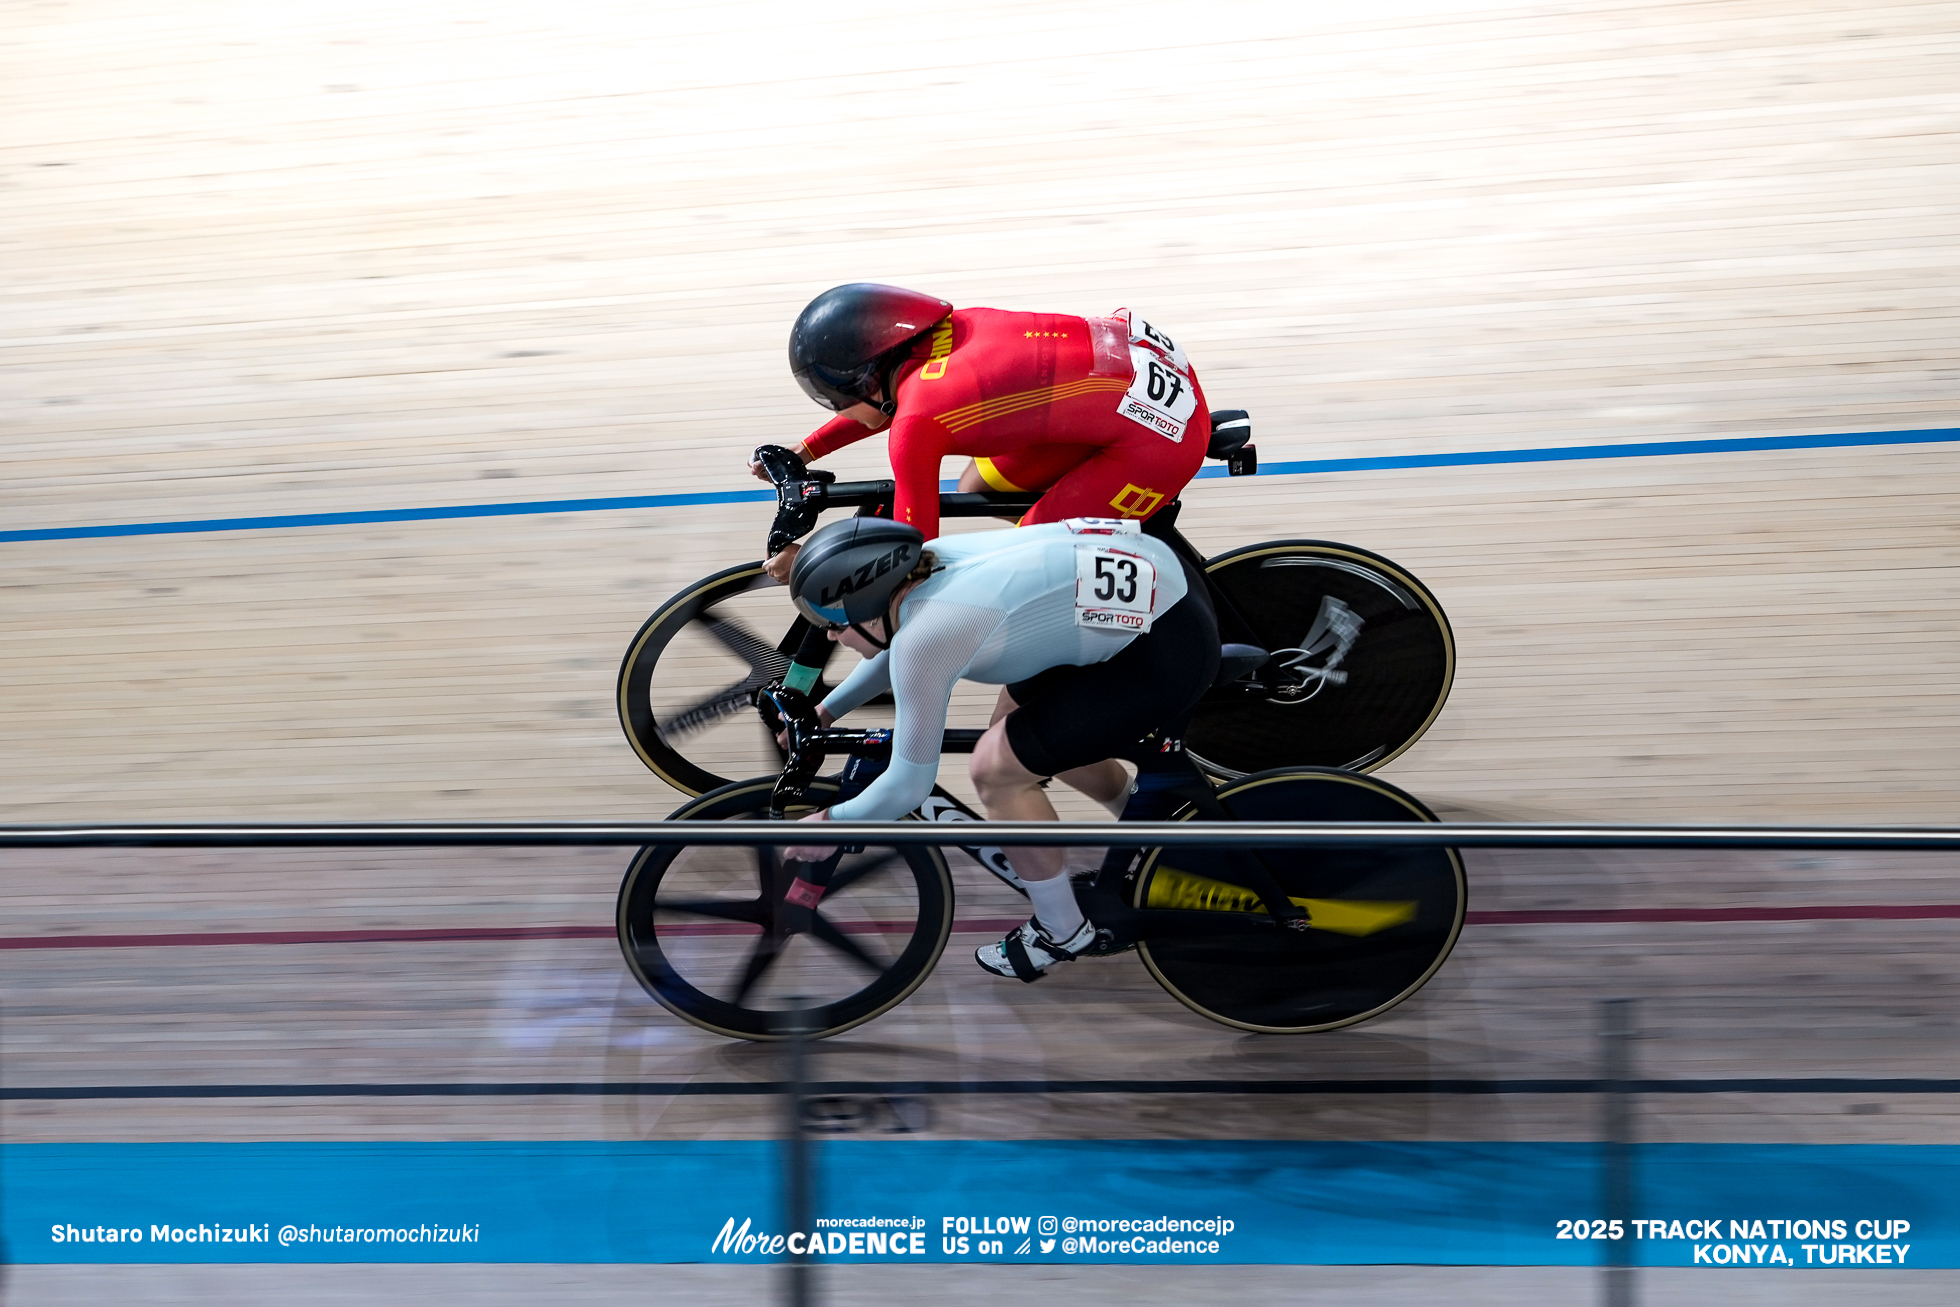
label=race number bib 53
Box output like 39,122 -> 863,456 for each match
1074,544 -> 1157,633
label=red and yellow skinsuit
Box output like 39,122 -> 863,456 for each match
800,307 -> 1209,541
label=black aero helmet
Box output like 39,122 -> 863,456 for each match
789,517 -> 927,632
788,283 -> 952,412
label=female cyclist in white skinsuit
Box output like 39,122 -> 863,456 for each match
783,515 -> 1219,981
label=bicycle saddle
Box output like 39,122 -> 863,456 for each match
1216,642 -> 1268,685
1205,411 -> 1257,476
1206,410 -> 1251,458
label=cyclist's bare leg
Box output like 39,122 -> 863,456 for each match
969,720 -> 1063,883
1058,760 -> 1129,815
970,719 -> 1091,944
958,460 -> 1022,522
988,687 -> 1127,815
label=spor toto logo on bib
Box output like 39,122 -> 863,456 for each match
1074,545 -> 1157,632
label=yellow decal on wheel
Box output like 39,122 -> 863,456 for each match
1146,866 -> 1416,937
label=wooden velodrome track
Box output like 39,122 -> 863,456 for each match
4,0 -> 1958,1301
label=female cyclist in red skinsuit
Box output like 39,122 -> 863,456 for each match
755,283 -> 1211,578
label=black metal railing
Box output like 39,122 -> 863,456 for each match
4,821 -> 1960,849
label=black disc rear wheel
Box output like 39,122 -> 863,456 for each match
1189,540 -> 1454,777
1133,767 -> 1464,1034
618,778 -> 955,1040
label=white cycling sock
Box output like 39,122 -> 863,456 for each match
1023,874 -> 1085,939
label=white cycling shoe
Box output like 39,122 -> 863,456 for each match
976,917 -> 1097,983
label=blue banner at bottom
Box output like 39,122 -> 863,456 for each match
5,1140 -> 1953,1267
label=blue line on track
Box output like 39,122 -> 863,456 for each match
4,425 -> 1953,546
0,489 -> 779,545
1211,424 -> 1960,479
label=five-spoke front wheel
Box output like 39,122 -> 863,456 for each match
617,778 -> 955,1040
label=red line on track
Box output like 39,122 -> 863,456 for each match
1,907 -> 1956,951
1466,905 -> 1960,925
0,925 -> 615,950
0,920 -> 1031,949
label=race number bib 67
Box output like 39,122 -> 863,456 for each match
1074,544 -> 1157,633
1115,314 -> 1197,442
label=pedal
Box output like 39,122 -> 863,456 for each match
1081,926 -> 1134,957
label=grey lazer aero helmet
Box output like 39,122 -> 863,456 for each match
789,517 -> 926,641
788,283 -> 952,414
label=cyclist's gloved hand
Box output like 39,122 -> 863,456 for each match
758,695 -> 786,734
769,701 -> 833,751
782,809 -> 841,865
757,694 -> 797,749
750,442 -> 807,482
764,542 -> 800,584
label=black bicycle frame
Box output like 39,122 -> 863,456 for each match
754,684 -> 1309,945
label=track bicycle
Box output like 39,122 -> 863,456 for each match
616,686 -> 1467,1040
613,410 -> 1465,1039
617,413 -> 1457,797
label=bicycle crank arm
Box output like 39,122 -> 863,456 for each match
1070,884 -> 1290,952
776,847 -> 848,936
